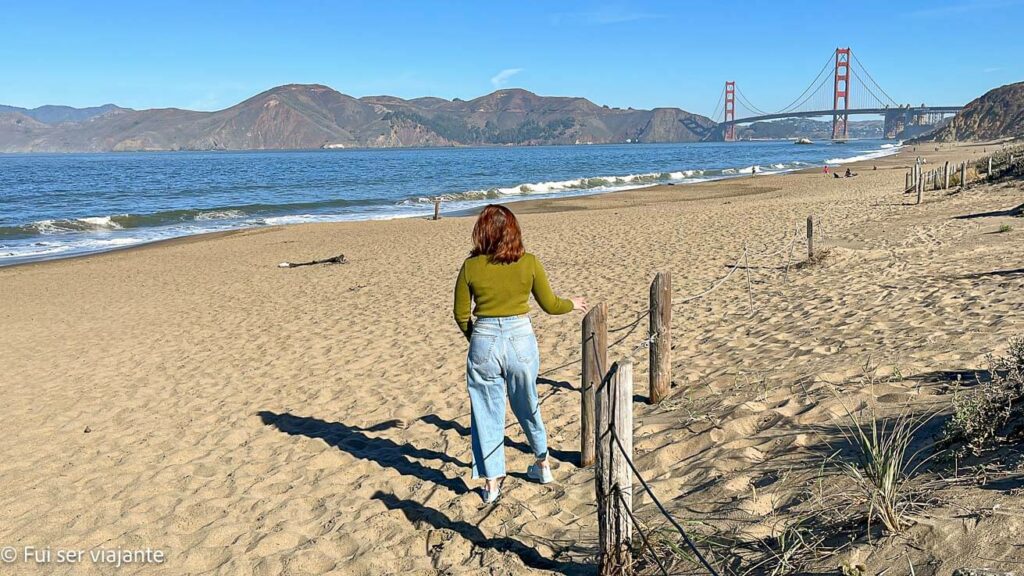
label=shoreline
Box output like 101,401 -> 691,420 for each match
0,136 -> 904,156
0,142 -> 907,270
2,138 -> 1021,574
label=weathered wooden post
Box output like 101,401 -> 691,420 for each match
581,303 -> 607,468
806,215 -> 814,260
916,172 -> 923,205
648,273 -> 671,405
433,199 -> 441,220
944,161 -> 950,190
988,157 -> 993,178
961,162 -> 967,188
905,171 -> 910,191
596,359 -> 634,576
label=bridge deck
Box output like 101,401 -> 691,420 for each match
723,106 -> 962,125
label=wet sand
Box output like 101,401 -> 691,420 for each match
1,141 -> 1022,574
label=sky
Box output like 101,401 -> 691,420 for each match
1,0 -> 1021,119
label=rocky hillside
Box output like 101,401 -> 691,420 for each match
925,81 -> 1024,142
0,85 -> 716,152
0,103 -> 126,124
737,118 -> 883,140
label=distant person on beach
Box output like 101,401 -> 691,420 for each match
823,165 -> 830,175
845,168 -> 856,178
453,204 -> 588,504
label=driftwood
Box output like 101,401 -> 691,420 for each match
278,254 -> 348,268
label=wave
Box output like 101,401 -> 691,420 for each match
0,198 -> 400,239
825,143 -> 902,165
1,142 -> 899,264
400,170 -> 719,205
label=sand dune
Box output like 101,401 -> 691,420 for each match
1,142 -> 1022,575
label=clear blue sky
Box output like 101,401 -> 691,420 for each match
1,0 -> 1020,119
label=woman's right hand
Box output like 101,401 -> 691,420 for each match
570,297 -> 589,314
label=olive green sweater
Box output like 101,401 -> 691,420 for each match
453,253 -> 574,339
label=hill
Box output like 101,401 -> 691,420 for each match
922,81 -> 1024,142
0,85 -> 716,152
0,103 -> 126,124
736,118 -> 884,140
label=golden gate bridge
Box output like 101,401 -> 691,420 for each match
711,47 -> 962,141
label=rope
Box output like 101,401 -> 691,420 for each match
675,250 -> 745,307
615,488 -> 672,576
605,404 -> 721,575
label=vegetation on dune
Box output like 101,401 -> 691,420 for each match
943,335 -> 1024,456
835,407 -> 935,534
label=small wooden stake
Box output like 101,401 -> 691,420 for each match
596,359 -> 633,576
581,303 -> 607,468
433,199 -> 441,220
648,273 -> 671,405
944,161 -> 950,189
988,157 -> 993,178
961,162 -> 967,188
916,173 -> 923,204
806,215 -> 814,260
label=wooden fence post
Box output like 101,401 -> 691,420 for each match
988,157 -> 993,178
433,199 -> 441,220
596,359 -> 633,576
961,162 -> 967,188
806,215 -> 814,260
649,273 -> 671,405
905,171 -> 910,191
916,172 -> 923,205
944,161 -> 950,190
581,303 -> 607,468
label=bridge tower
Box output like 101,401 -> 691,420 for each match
831,47 -> 851,141
724,81 -> 736,142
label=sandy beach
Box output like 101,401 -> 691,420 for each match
2,142 -> 1022,575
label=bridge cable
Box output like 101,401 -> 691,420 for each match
850,51 -> 898,107
772,72 -> 834,118
734,87 -> 770,116
848,67 -> 890,109
775,52 -> 836,114
709,86 -> 725,122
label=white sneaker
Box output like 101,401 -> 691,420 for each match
481,485 -> 501,504
526,463 -> 554,484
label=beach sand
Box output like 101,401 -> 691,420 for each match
1,141 -> 1022,575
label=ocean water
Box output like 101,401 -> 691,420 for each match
0,139 -> 899,265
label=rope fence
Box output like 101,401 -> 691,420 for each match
575,215 -> 832,574
574,148 -> 1021,572
904,144 -> 1023,203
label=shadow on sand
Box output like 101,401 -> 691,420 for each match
371,490 -> 593,575
956,267 -> 1024,280
953,203 -> 1024,219
258,411 -> 471,495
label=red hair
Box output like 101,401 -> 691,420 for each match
471,204 -> 525,264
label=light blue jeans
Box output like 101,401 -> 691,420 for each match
466,316 -> 548,479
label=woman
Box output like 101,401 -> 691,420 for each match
453,204 -> 587,503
